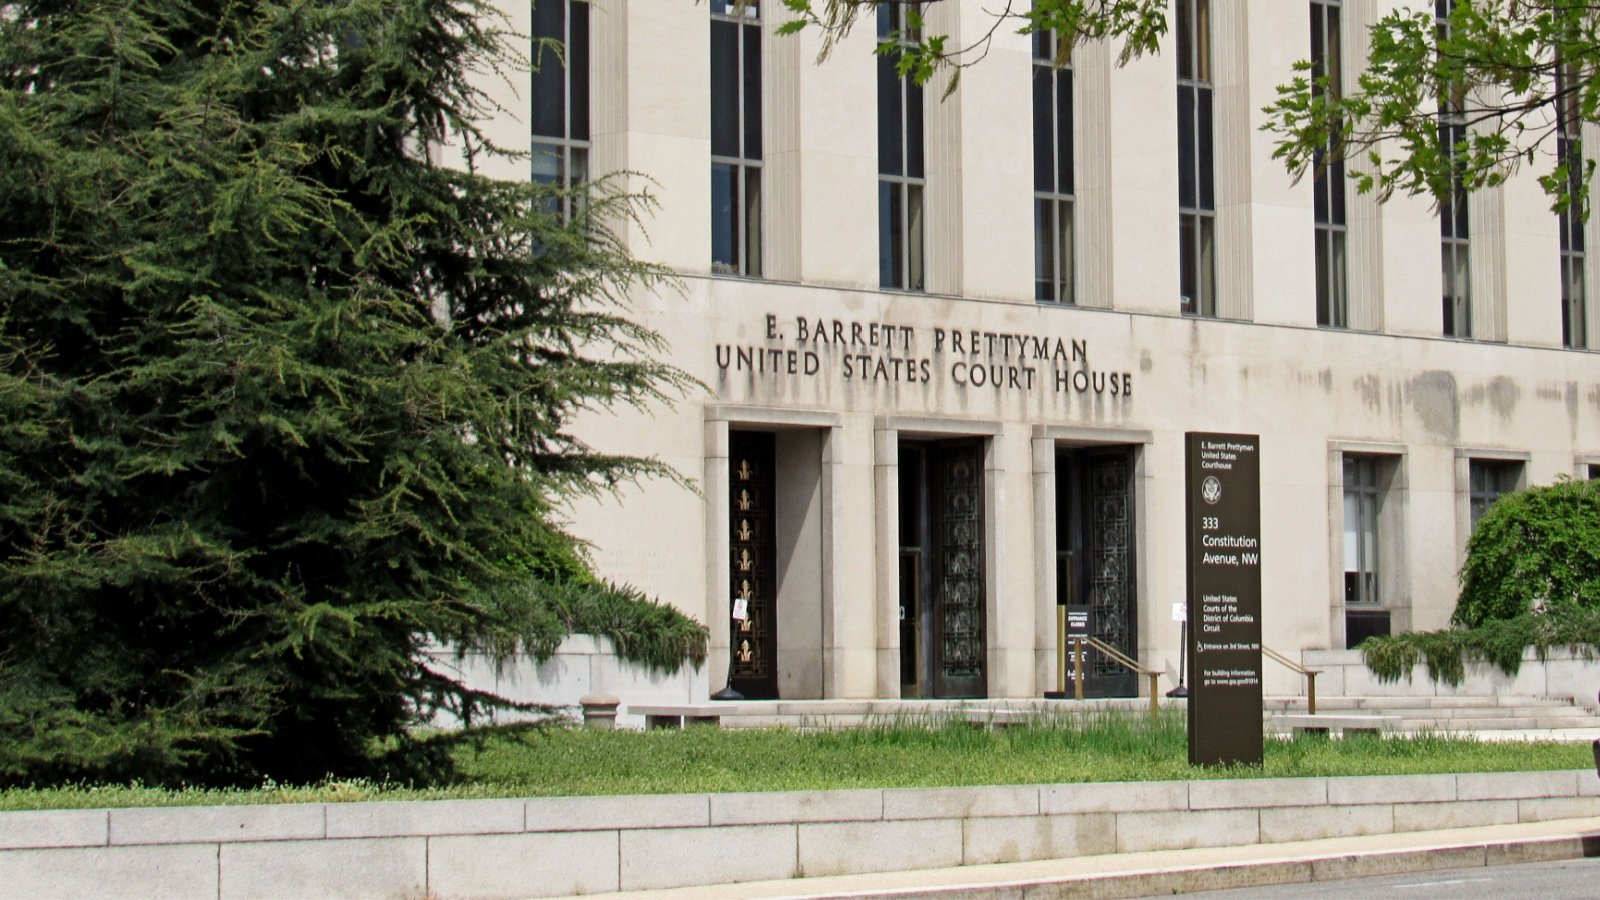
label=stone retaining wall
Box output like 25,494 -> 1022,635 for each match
1304,648 -> 1600,711
3,771 -> 1598,898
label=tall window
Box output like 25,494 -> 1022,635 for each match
1437,0 -> 1471,338
878,3 -> 925,291
1468,459 -> 1520,530
1311,0 -> 1347,328
1342,456 -> 1380,606
1176,0 -> 1215,317
1558,59 -> 1586,349
531,0 -> 589,220
1033,29 -> 1074,305
711,1 -> 763,277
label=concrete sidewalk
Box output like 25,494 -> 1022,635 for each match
593,815 -> 1600,899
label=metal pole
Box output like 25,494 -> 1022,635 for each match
1166,620 -> 1190,698
1056,605 -> 1067,695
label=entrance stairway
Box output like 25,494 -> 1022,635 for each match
1262,693 -> 1600,736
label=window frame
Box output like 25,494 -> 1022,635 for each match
1436,0 -> 1473,338
1311,0 -> 1348,329
1176,0 -> 1216,318
877,3 -> 926,292
710,0 -> 764,278
531,0 -> 591,222
1033,29 -> 1076,305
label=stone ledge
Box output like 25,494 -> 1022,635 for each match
2,771 -> 1595,898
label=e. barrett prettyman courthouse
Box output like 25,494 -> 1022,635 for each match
480,0 -> 1600,702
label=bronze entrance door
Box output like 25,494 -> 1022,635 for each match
728,430 -> 778,699
899,440 -> 986,699
1056,446 -> 1138,698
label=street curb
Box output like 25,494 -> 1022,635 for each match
779,833 -> 1600,899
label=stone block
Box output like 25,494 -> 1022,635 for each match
1114,809 -> 1259,853
1455,770 -> 1578,801
1487,836 -> 1591,866
1189,777 -> 1325,810
109,804 -> 324,845
220,837 -> 425,900
0,809 -> 106,849
324,798 -> 522,838
526,793 -> 708,831
1577,770 -> 1600,797
1040,780 -> 1186,814
711,789 -> 881,825
1096,860 -> 1313,898
1517,797 -> 1600,822
882,785 -> 1038,820
0,844 -> 216,899
619,824 -> 795,891
430,830 -> 618,898
1259,803 -> 1392,843
1312,845 -> 1485,881
1327,774 -> 1456,806
1392,799 -> 1518,832
797,818 -> 963,878
960,812 -> 1116,865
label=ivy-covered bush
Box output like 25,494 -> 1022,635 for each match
1358,478 -> 1600,685
1361,607 -> 1600,686
1453,477 -> 1600,627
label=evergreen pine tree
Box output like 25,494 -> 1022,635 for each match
0,0 -> 687,785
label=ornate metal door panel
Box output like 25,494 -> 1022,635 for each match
1086,451 -> 1135,696
933,442 -> 986,698
728,431 -> 777,698
1058,447 -> 1137,697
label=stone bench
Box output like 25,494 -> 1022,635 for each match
628,703 -> 759,729
1272,713 -> 1395,737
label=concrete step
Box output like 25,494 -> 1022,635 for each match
1263,695 -> 1581,711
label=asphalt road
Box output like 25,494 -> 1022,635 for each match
1163,857 -> 1600,899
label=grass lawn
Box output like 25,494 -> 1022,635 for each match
2,710 -> 1591,811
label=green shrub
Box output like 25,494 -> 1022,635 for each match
1454,477 -> 1600,627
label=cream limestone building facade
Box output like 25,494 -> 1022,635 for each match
469,1 -> 1600,702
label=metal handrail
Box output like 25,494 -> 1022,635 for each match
1068,635 -> 1163,719
1261,645 -> 1321,714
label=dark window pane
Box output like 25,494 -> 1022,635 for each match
906,79 -> 924,178
907,182 -> 924,291
712,163 -> 737,271
1315,229 -> 1330,325
570,1 -> 589,139
743,25 -> 763,159
1057,69 -> 1074,194
1033,67 -> 1054,192
530,10 -> 566,138
1310,6 -> 1324,82
532,141 -> 563,186
878,55 -> 903,176
711,20 -> 740,158
1313,160 -> 1330,224
1180,213 -> 1197,313
1176,0 -> 1192,79
1198,88 -> 1214,210
1329,156 -> 1347,224
1177,86 -> 1195,209
1036,198 -> 1054,301
745,167 -> 762,276
880,181 -> 899,288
